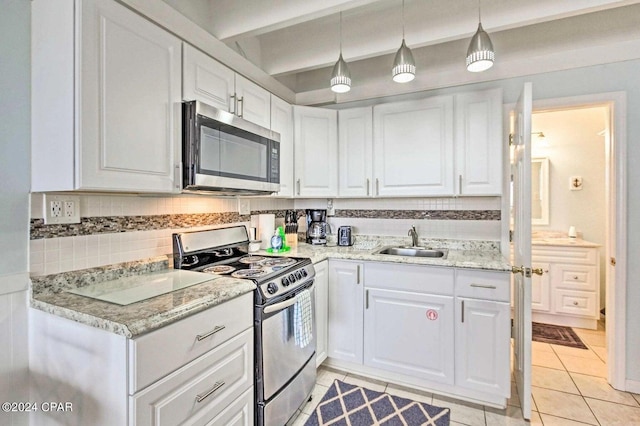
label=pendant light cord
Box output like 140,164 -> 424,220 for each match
478,0 -> 482,24
402,0 -> 406,39
339,11 -> 343,54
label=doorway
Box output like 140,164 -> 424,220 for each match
529,92 -> 627,392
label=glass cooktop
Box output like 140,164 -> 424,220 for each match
67,269 -> 214,306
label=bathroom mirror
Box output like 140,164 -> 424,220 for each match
532,157 -> 550,225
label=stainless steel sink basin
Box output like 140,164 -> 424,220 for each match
374,246 -> 448,259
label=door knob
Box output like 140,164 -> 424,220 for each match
512,266 -> 524,275
532,268 -> 544,276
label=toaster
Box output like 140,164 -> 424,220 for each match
337,226 -> 354,246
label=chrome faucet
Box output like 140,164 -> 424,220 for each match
408,226 -> 419,247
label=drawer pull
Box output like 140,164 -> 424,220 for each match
470,283 -> 497,289
573,276 -> 579,280
196,380 -> 225,403
196,325 -> 226,341
573,301 -> 579,306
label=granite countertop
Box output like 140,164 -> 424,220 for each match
29,236 -> 509,338
30,256 -> 255,338
260,236 -> 511,272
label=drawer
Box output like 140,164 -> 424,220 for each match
129,292 -> 253,393
209,387 -> 254,426
455,269 -> 510,302
532,245 -> 598,265
365,262 -> 454,295
554,289 -> 597,318
552,264 -> 597,291
130,328 -> 253,426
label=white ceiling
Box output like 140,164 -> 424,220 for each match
161,0 -> 640,103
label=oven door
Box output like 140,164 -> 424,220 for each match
258,281 -> 316,402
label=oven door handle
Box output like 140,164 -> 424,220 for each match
263,296 -> 298,314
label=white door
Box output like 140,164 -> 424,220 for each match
338,107 -> 373,197
271,96 -> 294,197
327,261 -> 363,364
373,96 -> 454,196
293,106 -> 338,197
364,288 -> 454,384
235,74 -> 271,128
512,82 -> 533,419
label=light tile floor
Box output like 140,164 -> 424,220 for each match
293,324 -> 640,425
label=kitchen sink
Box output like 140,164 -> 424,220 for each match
374,246 -> 448,259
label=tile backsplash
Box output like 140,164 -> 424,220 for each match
30,194 -> 501,276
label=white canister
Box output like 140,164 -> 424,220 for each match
568,226 -> 577,238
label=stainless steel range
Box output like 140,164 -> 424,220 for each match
173,226 -> 316,426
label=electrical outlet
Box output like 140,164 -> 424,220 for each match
238,198 -> 251,215
43,194 -> 81,224
327,199 -> 335,216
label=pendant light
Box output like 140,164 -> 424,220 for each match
330,12 -> 351,93
392,0 -> 415,83
466,0 -> 495,72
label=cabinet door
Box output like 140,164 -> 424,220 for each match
531,262 -> 551,312
364,288 -> 454,384
455,298 -> 510,396
271,96 -> 294,197
373,96 -> 454,196
182,43 -> 235,111
235,74 -> 271,128
328,261 -> 363,364
454,89 -> 503,195
294,106 -> 338,197
80,0 -> 181,192
338,107 -> 373,197
314,260 -> 329,367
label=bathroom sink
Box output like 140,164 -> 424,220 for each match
374,246 -> 448,259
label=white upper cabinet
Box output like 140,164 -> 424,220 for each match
271,96 -> 294,197
454,89 -> 503,195
373,96 -> 455,196
235,75 -> 271,129
182,43 -> 235,111
182,43 -> 271,128
338,107 -> 373,197
32,0 -> 182,193
293,106 -> 338,197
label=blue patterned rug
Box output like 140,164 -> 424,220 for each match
304,379 -> 450,426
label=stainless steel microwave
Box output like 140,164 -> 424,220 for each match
182,101 -> 280,195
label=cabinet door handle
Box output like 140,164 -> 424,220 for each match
366,289 -> 369,309
376,178 -> 380,196
296,179 -> 301,195
237,96 -> 244,117
356,265 -> 361,284
459,174 -> 463,195
174,163 -> 182,190
366,178 -> 370,196
196,325 -> 225,341
461,300 -> 465,323
196,381 -> 225,403
230,94 -> 236,115
470,283 -> 497,289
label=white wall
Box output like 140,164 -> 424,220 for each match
0,0 -> 31,425
532,107 -> 607,307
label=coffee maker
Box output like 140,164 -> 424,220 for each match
306,209 -> 328,245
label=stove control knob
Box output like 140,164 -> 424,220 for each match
301,269 -> 308,278
295,271 -> 303,280
289,273 -> 296,283
281,277 -> 290,287
267,283 -> 278,294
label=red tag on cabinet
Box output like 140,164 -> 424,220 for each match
426,309 -> 438,320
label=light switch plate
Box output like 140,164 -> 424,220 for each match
238,198 -> 251,215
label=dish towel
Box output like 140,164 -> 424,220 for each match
293,289 -> 313,349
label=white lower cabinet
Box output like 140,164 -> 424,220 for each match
455,298 -> 510,396
326,261 -> 511,407
327,260 -> 364,364
364,288 -> 454,384
314,260 -> 329,366
29,292 -> 254,426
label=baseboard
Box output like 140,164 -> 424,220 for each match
625,379 -> 640,394
532,312 -> 597,330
